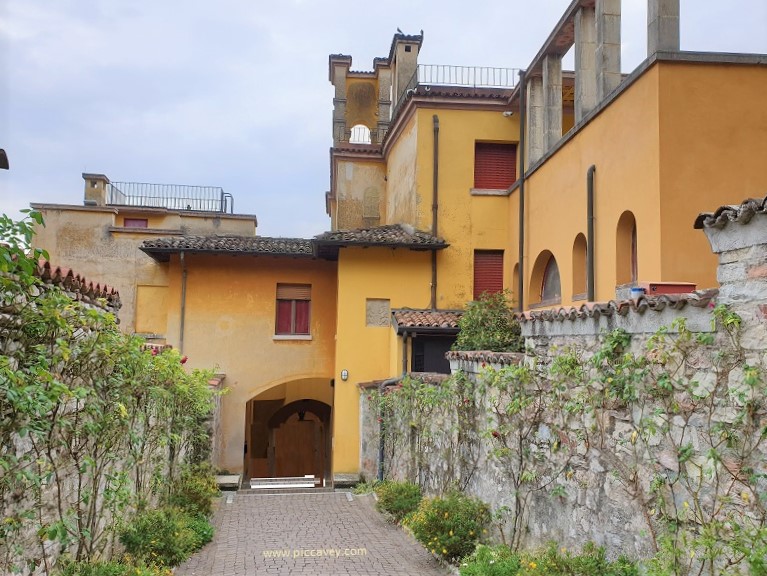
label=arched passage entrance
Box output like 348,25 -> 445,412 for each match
245,381 -> 333,487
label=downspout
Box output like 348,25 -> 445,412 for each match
430,115 -> 439,309
377,331 -> 409,481
587,165 -> 596,301
517,70 -> 527,312
179,251 -> 188,354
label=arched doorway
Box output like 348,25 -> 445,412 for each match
245,396 -> 332,487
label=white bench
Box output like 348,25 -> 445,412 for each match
249,474 -> 321,489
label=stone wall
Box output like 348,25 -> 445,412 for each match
360,195 -> 767,560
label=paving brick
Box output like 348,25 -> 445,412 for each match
174,491 -> 448,576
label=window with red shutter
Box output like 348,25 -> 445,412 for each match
473,250 -> 504,300
275,284 -> 311,335
474,143 -> 517,190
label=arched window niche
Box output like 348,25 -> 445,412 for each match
616,211 -> 638,286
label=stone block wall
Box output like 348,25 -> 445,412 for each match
360,194 -> 767,560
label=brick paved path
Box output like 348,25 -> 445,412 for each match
174,491 -> 450,576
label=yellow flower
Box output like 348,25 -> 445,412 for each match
741,491 -> 750,502
529,561 -> 537,569
630,430 -> 638,444
469,530 -> 474,536
442,548 -> 447,554
449,530 -> 454,536
561,547 -> 566,554
444,512 -> 449,519
683,501 -> 689,508
431,549 -> 436,554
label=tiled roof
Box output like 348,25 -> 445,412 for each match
332,145 -> 383,155
314,224 -> 447,249
446,350 -> 524,367
141,235 -> 314,261
515,289 -> 718,324
392,308 -> 462,332
694,194 -> 767,229
35,260 -> 121,312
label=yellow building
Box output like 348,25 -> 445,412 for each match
30,0 -> 767,483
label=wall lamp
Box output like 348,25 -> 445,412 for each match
340,369 -> 349,381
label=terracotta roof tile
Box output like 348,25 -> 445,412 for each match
36,260 -> 121,312
445,350 -> 524,366
392,308 -> 462,330
694,194 -> 767,229
141,235 -> 314,261
314,224 -> 446,249
515,289 -> 718,324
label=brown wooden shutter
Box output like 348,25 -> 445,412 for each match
276,284 -> 311,300
474,251 -> 504,300
474,143 -> 517,189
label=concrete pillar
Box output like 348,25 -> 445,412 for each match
542,55 -> 563,151
648,0 -> 680,55
375,63 -> 392,144
575,7 -> 597,122
596,0 -> 622,101
526,76 -> 544,165
329,55 -> 351,145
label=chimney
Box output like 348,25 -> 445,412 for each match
82,173 -> 110,206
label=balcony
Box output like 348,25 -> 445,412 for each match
107,181 -> 234,213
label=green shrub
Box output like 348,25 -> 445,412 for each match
405,491 -> 490,563
352,479 -> 380,495
58,561 -> 170,576
459,544 -> 520,575
459,542 -> 638,576
453,291 -> 523,353
165,463 -> 219,518
374,480 -> 422,523
119,507 -> 213,567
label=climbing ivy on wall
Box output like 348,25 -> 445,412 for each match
373,305 -> 767,573
0,212 -> 217,574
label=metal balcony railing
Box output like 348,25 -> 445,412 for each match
393,64 -> 520,118
107,181 -> 234,213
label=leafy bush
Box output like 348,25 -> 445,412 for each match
453,291 -> 523,352
459,544 -> 520,575
352,479 -> 380,495
405,491 -> 490,563
119,507 -> 213,567
58,561 -> 171,576
374,480 -> 422,523
165,463 -> 219,518
459,542 -> 638,575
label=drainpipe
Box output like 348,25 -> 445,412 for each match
587,165 -> 596,301
430,115 -> 440,309
517,70 -> 527,311
376,331 -> 409,481
179,251 -> 188,354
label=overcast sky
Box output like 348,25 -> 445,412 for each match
1,1 -> 765,238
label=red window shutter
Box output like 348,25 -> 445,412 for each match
474,251 -> 504,300
275,300 -> 293,334
294,300 -> 310,334
474,143 -> 517,189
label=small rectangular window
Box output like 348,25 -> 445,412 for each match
275,284 -> 311,335
474,250 -> 503,300
474,143 -> 517,189
124,218 -> 148,228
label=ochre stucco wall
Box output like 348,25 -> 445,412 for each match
385,115 -> 420,226
164,253 -> 337,473
333,247 -> 432,474
521,66 -> 663,308
657,61 -> 767,290
333,158 -> 386,230
414,107 -> 518,308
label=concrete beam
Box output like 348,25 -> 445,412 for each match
543,55 -> 563,151
648,0 -> 680,55
596,0 -> 622,100
575,7 -> 597,122
526,76 -> 545,165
